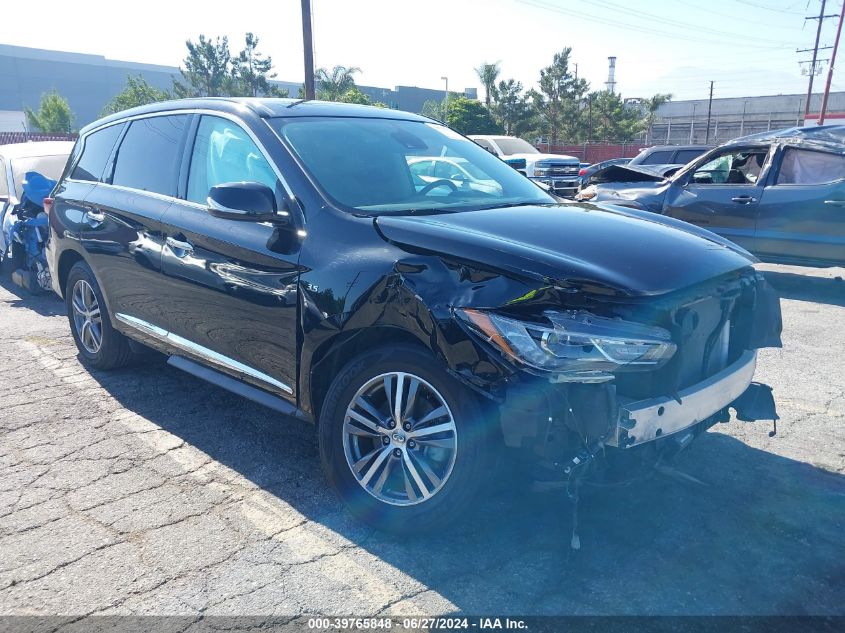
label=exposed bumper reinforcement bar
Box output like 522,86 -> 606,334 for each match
608,350 -> 759,448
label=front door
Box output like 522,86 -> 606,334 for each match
663,146 -> 771,253
755,147 -> 845,266
159,114 -> 302,402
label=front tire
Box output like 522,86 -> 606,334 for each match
319,344 -> 493,533
65,261 -> 133,370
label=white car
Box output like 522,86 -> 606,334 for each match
407,156 -> 503,196
469,135 -> 581,197
0,141 -> 73,259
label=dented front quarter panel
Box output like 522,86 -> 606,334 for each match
295,200 -> 782,449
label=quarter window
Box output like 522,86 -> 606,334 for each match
777,148 -> 845,185
112,115 -> 188,196
71,123 -> 124,182
186,116 -> 279,205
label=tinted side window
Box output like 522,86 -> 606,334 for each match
112,115 -> 188,196
674,149 -> 707,164
70,123 -> 124,182
640,150 -> 674,165
186,116 -> 279,204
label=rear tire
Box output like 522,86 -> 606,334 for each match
65,261 -> 133,370
319,344 -> 493,533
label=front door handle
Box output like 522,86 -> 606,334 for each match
166,236 -> 194,257
85,209 -> 105,225
824,199 -> 845,207
731,195 -> 757,204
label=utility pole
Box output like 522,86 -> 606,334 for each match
704,81 -> 714,144
301,0 -> 315,100
819,0 -> 845,124
803,0 -> 829,116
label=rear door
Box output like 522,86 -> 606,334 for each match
662,145 -> 771,253
158,114 -> 302,402
755,146 -> 845,266
81,114 -> 190,328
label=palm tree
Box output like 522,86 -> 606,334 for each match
315,65 -> 361,101
475,62 -> 501,110
643,93 -> 672,143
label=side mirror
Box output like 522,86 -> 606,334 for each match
207,182 -> 278,222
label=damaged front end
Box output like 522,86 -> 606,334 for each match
453,268 -> 782,484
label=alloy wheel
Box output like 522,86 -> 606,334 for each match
71,279 -> 103,354
342,372 -> 458,506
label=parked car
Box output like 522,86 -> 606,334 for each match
628,144 -> 712,168
577,125 -> 845,268
407,156 -> 502,195
48,99 -> 782,533
0,141 -> 73,265
469,135 -> 581,197
578,157 -> 631,187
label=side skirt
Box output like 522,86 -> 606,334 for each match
167,355 -> 311,422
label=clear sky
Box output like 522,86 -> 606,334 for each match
3,0 -> 842,102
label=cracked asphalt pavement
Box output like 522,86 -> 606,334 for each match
0,264 -> 843,616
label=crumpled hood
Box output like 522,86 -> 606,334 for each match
375,203 -> 757,297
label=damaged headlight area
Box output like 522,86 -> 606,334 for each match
457,308 -> 676,383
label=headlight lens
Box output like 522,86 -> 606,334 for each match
457,308 -> 676,382
574,185 -> 596,201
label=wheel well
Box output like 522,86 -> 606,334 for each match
308,327 -> 426,420
56,250 -> 85,298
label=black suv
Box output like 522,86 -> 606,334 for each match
47,99 -> 782,532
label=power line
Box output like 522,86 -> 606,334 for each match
735,0 -> 807,15
590,0 -> 790,46
514,0 -> 791,50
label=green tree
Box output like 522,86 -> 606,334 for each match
234,33 -> 287,97
337,86 -> 372,105
642,93 -> 672,143
421,99 -> 445,122
528,48 -> 589,146
475,61 -> 500,110
315,65 -> 361,101
173,35 -> 234,97
588,90 -> 643,142
492,79 -> 534,136
101,75 -> 170,116
445,97 -> 503,135
25,91 -> 74,134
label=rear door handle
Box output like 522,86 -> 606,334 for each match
166,236 -> 194,257
824,199 -> 845,207
731,196 -> 757,204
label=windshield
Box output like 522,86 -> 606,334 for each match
273,117 -> 553,214
492,137 -> 539,156
10,154 -> 69,198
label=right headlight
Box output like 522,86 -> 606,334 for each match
456,308 -> 676,382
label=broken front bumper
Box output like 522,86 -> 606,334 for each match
608,350 -> 764,448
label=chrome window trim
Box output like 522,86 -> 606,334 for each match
76,108 -> 294,199
115,312 -> 293,395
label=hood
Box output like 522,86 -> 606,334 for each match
375,204 -> 756,297
510,152 -> 580,165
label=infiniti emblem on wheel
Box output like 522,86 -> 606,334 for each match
392,432 -> 406,443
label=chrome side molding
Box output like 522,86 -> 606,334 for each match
115,312 -> 293,395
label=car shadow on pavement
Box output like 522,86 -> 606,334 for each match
763,271 -> 845,308
84,360 -> 845,616
0,274 -> 64,316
